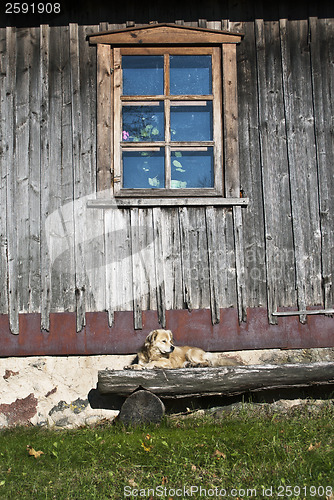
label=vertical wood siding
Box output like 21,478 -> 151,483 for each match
0,28 -> 8,316
309,17 -> 334,312
0,18 -> 332,334
254,19 -> 298,322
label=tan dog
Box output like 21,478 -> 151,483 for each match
125,329 -> 243,369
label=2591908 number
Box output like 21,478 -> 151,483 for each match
5,3 -> 61,14
277,485 -> 333,497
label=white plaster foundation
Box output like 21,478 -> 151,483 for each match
1,348 -> 334,428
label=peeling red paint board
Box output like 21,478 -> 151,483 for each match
0,394 -> 38,426
0,309 -> 333,357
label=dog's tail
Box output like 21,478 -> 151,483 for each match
205,352 -> 244,367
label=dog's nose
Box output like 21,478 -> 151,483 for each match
170,345 -> 175,352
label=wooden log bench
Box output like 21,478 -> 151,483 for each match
98,362 -> 334,425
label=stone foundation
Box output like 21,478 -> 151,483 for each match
1,347 -> 334,429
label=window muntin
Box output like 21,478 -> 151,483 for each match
114,47 -> 222,195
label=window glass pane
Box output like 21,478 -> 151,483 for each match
171,148 -> 214,188
122,56 -> 164,96
170,55 -> 212,95
170,102 -> 213,142
123,149 -> 165,188
122,103 -> 164,142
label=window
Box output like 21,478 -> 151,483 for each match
88,24 -> 245,205
114,47 -> 222,195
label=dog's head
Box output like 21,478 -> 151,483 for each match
144,329 -> 175,359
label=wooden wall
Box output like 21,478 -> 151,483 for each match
0,16 -> 333,340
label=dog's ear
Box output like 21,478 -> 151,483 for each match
167,330 -> 174,343
141,331 -> 157,362
145,330 -> 158,346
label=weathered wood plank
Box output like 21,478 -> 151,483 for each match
59,26 -> 76,314
98,362 -> 334,398
273,308 -> 334,317
96,43 -> 112,194
87,197 -> 249,208
233,206 -> 247,322
0,28 -> 8,315
221,19 -> 230,31
28,28 -> 41,313
47,26 -> 75,314
309,17 -> 334,310
187,208 -> 210,310
5,27 -> 19,334
40,25 -> 51,330
178,207 -> 192,310
78,26 -> 105,314
255,19 -> 297,323
99,22 -> 109,32
152,207 -> 166,326
205,206 -> 220,324
142,209 -> 157,311
255,18 -> 279,323
130,207 -> 160,326
280,19 -> 322,322
104,209 -> 115,326
221,42 -> 246,322
280,18 -> 307,322
48,26 -> 65,313
83,201 -> 106,315
130,208 -> 143,329
79,25 -> 97,195
61,26 -> 76,313
70,23 -> 86,331
16,28 -> 31,313
207,21 -> 222,31
237,21 -> 266,308
222,43 -> 239,197
161,208 -> 183,311
104,208 -> 133,323
213,208 -> 237,309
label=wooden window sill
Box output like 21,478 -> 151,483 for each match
87,197 -> 249,209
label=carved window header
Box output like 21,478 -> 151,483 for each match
88,23 -> 243,46
88,23 -> 247,206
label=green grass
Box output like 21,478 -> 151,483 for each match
0,403 -> 334,499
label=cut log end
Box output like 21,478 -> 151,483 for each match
119,390 -> 165,426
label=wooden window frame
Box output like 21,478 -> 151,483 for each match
88,24 -> 246,206
114,46 -> 222,197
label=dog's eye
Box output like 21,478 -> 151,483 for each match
162,340 -> 166,343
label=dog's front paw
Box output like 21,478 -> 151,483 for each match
124,364 -> 143,370
184,361 -> 210,368
184,361 -> 196,368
